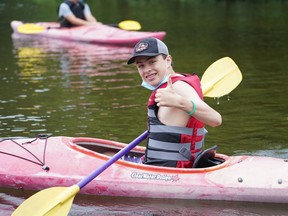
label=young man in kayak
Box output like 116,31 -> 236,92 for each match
127,38 -> 222,168
58,0 -> 100,27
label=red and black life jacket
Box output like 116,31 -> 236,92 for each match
144,74 -> 206,168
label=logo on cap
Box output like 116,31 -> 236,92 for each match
135,42 -> 149,53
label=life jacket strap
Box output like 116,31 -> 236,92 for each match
147,139 -> 204,161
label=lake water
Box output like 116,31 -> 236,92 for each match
1,0 -> 288,215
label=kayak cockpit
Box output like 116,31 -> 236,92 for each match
72,138 -> 225,168
73,138 -> 145,158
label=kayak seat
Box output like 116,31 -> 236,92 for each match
192,145 -> 224,168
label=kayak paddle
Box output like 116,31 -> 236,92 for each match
17,23 -> 46,34
17,20 -> 141,34
201,57 -> 242,97
12,57 -> 241,216
111,20 -> 141,31
12,130 -> 148,216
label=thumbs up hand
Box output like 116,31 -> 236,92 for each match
155,75 -> 178,107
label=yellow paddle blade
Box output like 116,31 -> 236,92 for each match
12,185 -> 80,216
17,23 -> 46,34
201,57 -> 242,97
118,20 -> 141,31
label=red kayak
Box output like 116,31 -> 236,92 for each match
10,20 -> 166,46
1,135 -> 288,203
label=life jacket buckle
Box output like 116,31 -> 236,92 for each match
179,146 -> 192,160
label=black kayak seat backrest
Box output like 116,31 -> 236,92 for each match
193,145 -> 223,168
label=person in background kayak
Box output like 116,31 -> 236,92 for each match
58,0 -> 100,27
127,38 -> 222,168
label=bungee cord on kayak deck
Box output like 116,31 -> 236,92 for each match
0,135 -> 50,171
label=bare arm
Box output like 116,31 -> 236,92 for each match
60,3 -> 100,26
64,13 -> 98,26
155,76 -> 222,127
84,12 -> 97,23
83,3 -> 98,23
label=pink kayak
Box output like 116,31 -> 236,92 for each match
10,20 -> 166,46
0,135 -> 288,203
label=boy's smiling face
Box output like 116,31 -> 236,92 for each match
135,55 -> 171,87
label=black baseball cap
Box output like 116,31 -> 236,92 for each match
127,37 -> 169,64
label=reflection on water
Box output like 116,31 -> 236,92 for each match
1,34 -> 144,138
1,187 -> 288,216
12,33 -> 132,79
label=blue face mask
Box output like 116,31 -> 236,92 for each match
141,75 -> 169,91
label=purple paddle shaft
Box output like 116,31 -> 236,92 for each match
77,130 -> 148,189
